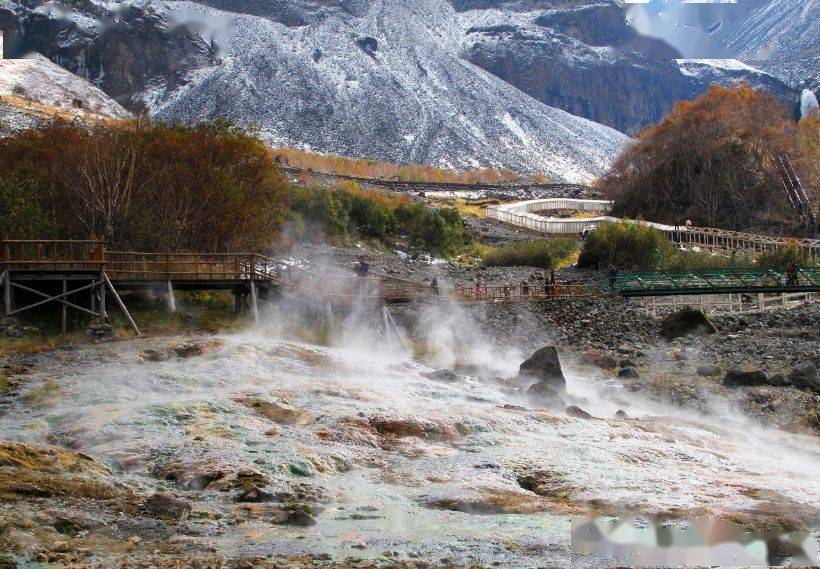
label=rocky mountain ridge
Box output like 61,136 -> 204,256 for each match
0,0 -> 813,175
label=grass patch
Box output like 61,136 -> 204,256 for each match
482,239 -> 578,268
108,290 -> 242,335
0,373 -> 11,394
22,380 -> 60,408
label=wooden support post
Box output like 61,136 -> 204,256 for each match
234,291 -> 243,315
3,270 -> 10,315
758,293 -> 764,310
382,306 -> 393,352
61,280 -> 67,335
99,278 -> 107,320
250,281 -> 260,324
166,280 -> 177,313
103,272 -> 140,336
324,303 -> 334,332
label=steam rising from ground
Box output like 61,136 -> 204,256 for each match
1,282 -> 818,565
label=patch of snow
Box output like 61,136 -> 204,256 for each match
676,58 -> 768,75
0,57 -> 131,120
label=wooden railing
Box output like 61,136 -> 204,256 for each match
1,240 -> 105,271
1,240 -> 598,303
105,252 -> 286,281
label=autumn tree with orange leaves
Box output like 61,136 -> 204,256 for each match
602,84 -> 816,234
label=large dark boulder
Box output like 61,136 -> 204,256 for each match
789,363 -> 819,391
518,346 -> 566,390
525,381 -> 564,409
723,363 -> 768,387
660,308 -> 718,341
143,493 -> 192,521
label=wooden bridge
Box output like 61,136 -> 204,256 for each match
2,240 -> 817,335
0,240 -> 602,334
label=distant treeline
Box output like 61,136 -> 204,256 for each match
0,119 -> 470,257
272,147 -> 551,185
602,84 -> 819,234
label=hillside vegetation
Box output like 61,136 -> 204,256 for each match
578,222 -> 815,270
0,119 -> 470,257
273,147 -> 550,184
286,181 -> 469,257
602,85 -> 818,234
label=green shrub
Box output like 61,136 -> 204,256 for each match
577,222 -> 673,269
664,251 -> 735,270
483,239 -> 577,268
288,184 -> 469,257
756,244 -> 817,269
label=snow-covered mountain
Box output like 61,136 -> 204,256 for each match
710,0 -> 819,91
0,0 -> 811,179
0,53 -> 132,136
0,54 -> 131,120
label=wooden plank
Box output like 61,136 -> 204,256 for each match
103,272 -> 140,336
3,270 -> 10,315
250,281 -> 260,324
166,280 -> 176,313
8,280 -> 102,317
61,280 -> 67,334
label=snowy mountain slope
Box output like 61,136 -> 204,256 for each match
711,0 -> 819,91
713,0 -> 817,63
1,0 -> 808,178
0,54 -> 132,121
459,5 -> 799,134
145,0 -> 628,182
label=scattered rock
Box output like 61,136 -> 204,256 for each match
143,493 -> 192,521
789,363 -> 818,391
422,369 -> 460,382
142,348 -> 168,362
660,307 -> 718,340
85,318 -> 113,339
172,341 -> 204,358
723,363 -> 768,387
618,367 -> 639,379
766,374 -> 790,387
525,381 -> 564,408
186,472 -> 224,491
614,409 -> 629,419
696,364 -> 721,377
518,346 -> 566,391
579,351 -> 616,370
564,406 -> 593,419
286,507 -> 317,527
0,317 -> 26,338
235,396 -> 310,425
234,487 -> 273,503
368,416 -> 460,441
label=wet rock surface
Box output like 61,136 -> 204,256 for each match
0,297 -> 818,565
660,307 -> 718,340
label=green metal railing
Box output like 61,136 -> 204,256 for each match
606,267 -> 820,297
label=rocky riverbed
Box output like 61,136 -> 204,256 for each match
0,297 -> 818,567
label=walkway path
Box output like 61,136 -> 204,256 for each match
486,199 -> 820,257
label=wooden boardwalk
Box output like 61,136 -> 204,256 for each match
3,240 -> 815,335
0,240 -> 601,334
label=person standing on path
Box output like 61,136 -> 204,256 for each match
353,255 -> 370,296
